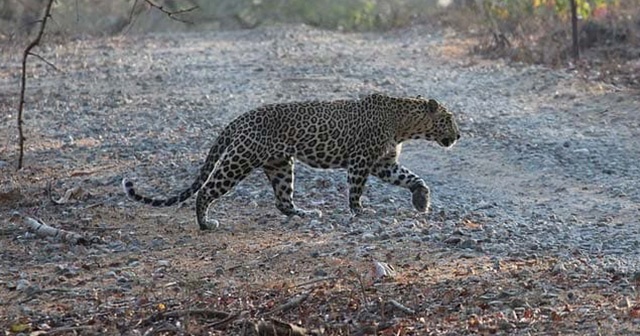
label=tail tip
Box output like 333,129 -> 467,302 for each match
122,178 -> 134,195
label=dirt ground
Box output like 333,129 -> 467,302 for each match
1,25 -> 639,335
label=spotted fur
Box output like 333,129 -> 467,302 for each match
123,93 -> 461,230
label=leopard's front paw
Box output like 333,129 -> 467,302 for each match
199,219 -> 220,231
411,186 -> 430,213
350,207 -> 377,217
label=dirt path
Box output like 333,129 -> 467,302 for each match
1,25 -> 639,334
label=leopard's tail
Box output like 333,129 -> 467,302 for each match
122,135 -> 228,207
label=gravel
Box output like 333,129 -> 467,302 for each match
3,25 -> 638,266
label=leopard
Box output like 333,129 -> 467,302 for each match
122,93 -> 461,230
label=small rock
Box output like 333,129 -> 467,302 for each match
6,281 -> 16,290
362,232 -> 376,241
308,219 -> 322,228
443,236 -> 462,245
552,262 -> 566,274
460,239 -> 477,249
313,269 -> 328,277
157,260 -> 171,267
488,300 -> 504,307
16,279 -> 31,291
618,297 -> 632,309
498,319 -> 515,331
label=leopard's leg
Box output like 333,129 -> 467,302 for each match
195,145 -> 261,230
372,151 -> 430,213
263,157 -> 322,218
347,158 -> 374,216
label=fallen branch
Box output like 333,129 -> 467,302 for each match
11,212 -> 89,245
138,309 -> 230,327
205,311 -> 247,330
45,325 -> 93,335
256,319 -> 310,336
17,0 -> 55,170
266,291 -> 310,315
354,321 -> 395,336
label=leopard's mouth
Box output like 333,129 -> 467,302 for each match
437,133 -> 460,147
438,137 -> 456,147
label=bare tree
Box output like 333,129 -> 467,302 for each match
17,0 -> 55,170
570,0 -> 579,61
14,0 -> 198,169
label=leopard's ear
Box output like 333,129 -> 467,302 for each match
426,99 -> 439,113
416,95 -> 423,99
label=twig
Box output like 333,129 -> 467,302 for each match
348,269 -> 370,306
129,0 -> 140,22
142,0 -> 198,24
205,311 -> 247,330
266,291 -> 310,315
17,287 -> 75,304
388,299 -> 416,315
27,51 -> 60,71
17,0 -> 55,170
293,276 -> 337,288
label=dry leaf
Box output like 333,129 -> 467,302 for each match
373,261 -> 397,279
523,308 -> 534,319
10,323 -> 30,332
468,315 -> 481,328
462,219 -> 482,230
54,186 -> 84,204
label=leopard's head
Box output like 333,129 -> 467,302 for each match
423,98 -> 460,148
402,96 -> 460,147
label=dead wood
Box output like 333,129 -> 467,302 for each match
354,320 -> 395,336
11,212 -> 89,245
45,325 -> 93,335
266,291 -> 310,315
139,308 -> 230,327
256,319 -> 310,336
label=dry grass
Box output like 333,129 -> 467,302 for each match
438,1 -> 640,88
